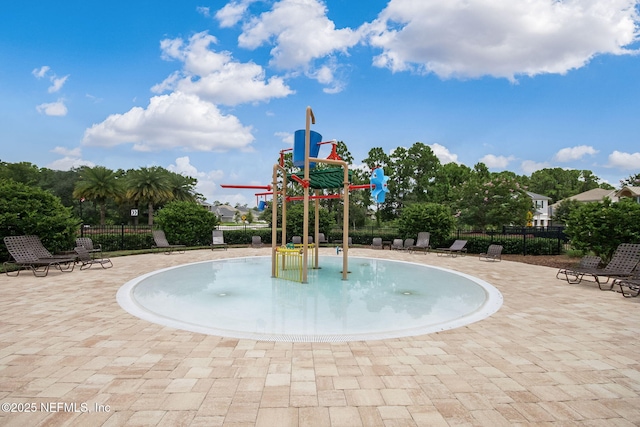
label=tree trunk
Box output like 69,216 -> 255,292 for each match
148,202 -> 154,226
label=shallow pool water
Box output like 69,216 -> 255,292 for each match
117,256 -> 502,342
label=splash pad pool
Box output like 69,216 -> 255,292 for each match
117,256 -> 502,342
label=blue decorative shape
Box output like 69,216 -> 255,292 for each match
370,168 -> 389,203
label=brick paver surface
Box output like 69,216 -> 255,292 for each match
1,247 -> 640,426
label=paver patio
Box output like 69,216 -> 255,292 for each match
1,247 -> 640,426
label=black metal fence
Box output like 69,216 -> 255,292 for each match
77,224 -> 568,255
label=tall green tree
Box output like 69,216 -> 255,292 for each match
0,180 -> 78,261
73,166 -> 122,226
455,175 -> 532,230
125,167 -> 174,226
565,198 -> 640,262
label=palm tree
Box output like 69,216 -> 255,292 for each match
125,167 -> 174,226
73,166 -> 122,225
166,171 -> 200,202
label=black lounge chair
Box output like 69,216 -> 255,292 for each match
409,232 -> 430,254
564,243 -> 640,290
401,238 -> 415,251
251,236 -> 264,248
76,237 -> 102,259
211,230 -> 228,250
613,268 -> 640,298
317,233 -> 328,246
391,238 -> 404,250
556,255 -> 601,281
3,235 -> 75,277
479,244 -> 503,262
75,246 -> 113,270
436,240 -> 468,257
152,230 -> 186,254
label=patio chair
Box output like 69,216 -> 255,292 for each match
563,243 -> 640,290
23,235 -> 74,260
479,244 -> 503,262
292,236 -> 302,244
74,246 -> 113,270
613,268 -> 640,298
3,236 -> 75,277
436,240 -> 468,257
391,238 -> 404,250
371,237 -> 383,249
317,233 -> 328,246
556,255 -> 601,281
401,238 -> 415,251
211,230 -> 228,250
152,230 -> 185,254
76,237 -> 102,259
251,236 -> 264,248
409,232 -> 430,254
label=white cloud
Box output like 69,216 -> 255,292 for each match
215,0 -> 256,27
36,100 -> 68,116
82,91 -> 255,152
51,146 -> 82,157
607,150 -> 640,170
364,0 -> 639,80
236,0 -> 360,89
480,154 -> 515,169
46,146 -> 94,170
48,74 -> 69,93
46,157 -> 95,171
32,66 -> 50,79
521,159 -> 550,174
553,145 -> 598,162
154,31 -> 293,105
428,143 -> 459,164
168,156 -> 226,202
274,131 -> 294,146
196,6 -> 211,18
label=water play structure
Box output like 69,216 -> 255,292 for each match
221,106 -> 389,283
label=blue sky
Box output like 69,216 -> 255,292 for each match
2,0 -> 640,206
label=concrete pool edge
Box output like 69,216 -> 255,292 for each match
116,256 -> 504,342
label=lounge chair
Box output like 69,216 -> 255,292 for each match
3,236 -> 75,277
371,237 -> 383,249
76,237 -> 102,259
152,230 -> 185,254
479,244 -> 503,262
556,255 -> 601,281
613,268 -> 640,298
563,243 -> 640,290
317,233 -> 328,246
211,230 -> 228,250
292,236 -> 302,245
409,232 -> 430,254
401,238 -> 415,251
75,246 -> 113,270
436,240 -> 468,257
391,238 -> 404,250
251,236 -> 264,248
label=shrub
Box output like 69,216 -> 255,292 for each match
154,201 -> 219,246
0,179 -> 78,260
397,203 -> 455,247
565,198 -> 640,262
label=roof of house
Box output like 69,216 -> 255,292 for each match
526,191 -> 552,200
616,186 -> 640,198
549,188 -> 618,208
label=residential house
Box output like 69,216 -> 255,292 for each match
549,188 -> 619,225
526,191 -> 552,227
615,186 -> 640,203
